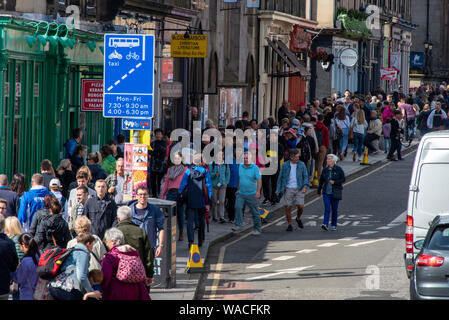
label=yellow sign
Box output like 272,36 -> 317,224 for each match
171,34 -> 208,58
187,244 -> 203,268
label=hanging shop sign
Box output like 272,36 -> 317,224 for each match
380,67 -> 398,81
390,52 -> 401,72
339,48 -> 358,67
81,79 -> 104,112
171,34 -> 208,58
290,25 -> 312,53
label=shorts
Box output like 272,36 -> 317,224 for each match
281,188 -> 305,207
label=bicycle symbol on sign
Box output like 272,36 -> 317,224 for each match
126,52 -> 140,61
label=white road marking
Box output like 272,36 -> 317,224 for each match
376,226 -> 391,230
247,263 -> 272,269
345,238 -> 390,247
246,266 -> 314,281
304,221 -> 317,227
338,237 -> 358,241
339,221 -> 352,226
272,256 -> 295,261
358,231 -> 378,235
317,242 -> 339,247
296,249 -> 318,254
275,221 -> 285,226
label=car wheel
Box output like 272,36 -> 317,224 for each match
409,271 -> 419,300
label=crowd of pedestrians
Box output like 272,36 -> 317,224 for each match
0,83 -> 447,300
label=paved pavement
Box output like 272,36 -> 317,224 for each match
150,141 -> 418,300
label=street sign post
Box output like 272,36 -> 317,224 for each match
103,34 -> 155,119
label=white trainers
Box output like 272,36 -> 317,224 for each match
252,231 -> 261,236
232,226 -> 243,232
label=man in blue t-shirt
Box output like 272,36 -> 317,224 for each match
232,152 -> 262,235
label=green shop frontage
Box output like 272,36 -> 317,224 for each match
0,16 -> 113,183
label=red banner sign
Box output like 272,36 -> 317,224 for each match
380,67 -> 398,81
81,79 -> 104,112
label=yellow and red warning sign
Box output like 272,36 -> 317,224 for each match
187,244 -> 203,268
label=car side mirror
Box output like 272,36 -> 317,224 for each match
414,240 -> 424,250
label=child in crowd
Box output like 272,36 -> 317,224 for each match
83,269 -> 103,300
382,118 -> 392,154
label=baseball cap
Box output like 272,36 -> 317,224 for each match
49,178 -> 62,188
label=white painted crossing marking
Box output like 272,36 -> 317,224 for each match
317,242 -> 339,247
345,238 -> 390,247
376,226 -> 391,230
272,256 -> 295,261
304,221 -> 317,227
246,265 -> 314,281
338,221 -> 352,226
296,249 -> 318,254
338,237 -> 358,241
247,263 -> 272,269
276,221 -> 285,226
358,231 -> 378,235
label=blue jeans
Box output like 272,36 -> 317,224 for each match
186,207 -> 205,244
165,189 -> 185,234
235,193 -> 261,232
353,132 -> 365,157
339,128 -> 349,153
323,193 -> 340,228
384,138 -> 391,153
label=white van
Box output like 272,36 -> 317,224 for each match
405,131 -> 449,278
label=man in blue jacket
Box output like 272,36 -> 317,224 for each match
178,152 -> 212,249
129,186 -> 165,260
64,128 -> 83,159
18,174 -> 51,232
276,148 -> 309,231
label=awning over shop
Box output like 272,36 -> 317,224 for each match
266,38 -> 311,80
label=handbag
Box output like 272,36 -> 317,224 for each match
332,187 -> 343,200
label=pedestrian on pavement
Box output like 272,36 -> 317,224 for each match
18,174 -> 52,233
225,152 -> 240,223
314,114 -> 330,178
41,159 -> 56,189
178,153 -> 212,248
70,144 -> 88,174
30,194 -> 54,237
101,228 -> 150,300
117,134 -> 126,156
67,170 -> 96,214
0,199 -> 6,217
56,159 -> 76,199
10,173 -> 26,199
83,179 -> 117,240
387,110 -> 405,161
0,214 -> 19,300
34,196 -> 71,251
64,128 -> 83,160
400,97 -> 417,145
108,139 -> 124,160
232,152 -> 262,235
115,206 -> 153,288
318,154 -> 346,231
5,216 -> 24,261
67,216 -> 107,271
68,186 -> 88,238
276,149 -> 309,232
160,151 -> 187,241
48,232 -> 102,301
427,102 -> 447,131
87,152 -> 108,184
335,107 -> 350,161
350,107 -> 368,162
364,110 -> 383,154
105,158 -> 131,206
100,145 -> 117,176
149,128 -> 168,198
129,186 -> 165,257
49,178 -> 67,221
210,151 -> 230,224
417,104 -> 431,137
13,233 -> 40,300
0,174 -> 20,217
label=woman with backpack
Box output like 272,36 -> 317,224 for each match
13,233 -> 40,300
48,233 -> 102,300
34,196 -> 71,252
101,228 -> 150,300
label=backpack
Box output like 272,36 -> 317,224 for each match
115,251 -> 147,283
315,126 -> 324,147
36,246 -> 80,280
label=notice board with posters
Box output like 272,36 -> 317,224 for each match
123,143 -> 148,202
170,34 -> 207,58
81,79 -> 104,111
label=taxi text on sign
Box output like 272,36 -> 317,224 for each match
103,34 -> 155,119
170,34 -> 208,58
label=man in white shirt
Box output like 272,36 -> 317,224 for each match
275,149 -> 309,232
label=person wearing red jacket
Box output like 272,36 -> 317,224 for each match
314,114 -> 330,180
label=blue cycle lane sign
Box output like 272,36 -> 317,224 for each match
103,34 -> 155,119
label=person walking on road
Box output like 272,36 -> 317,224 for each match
232,152 -> 262,235
276,149 -> 309,232
387,110 -> 405,161
318,154 -> 346,231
